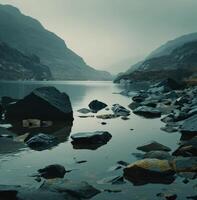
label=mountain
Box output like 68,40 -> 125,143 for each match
0,42 -> 52,80
115,38 -> 197,83
0,4 -> 112,80
148,32 -> 197,59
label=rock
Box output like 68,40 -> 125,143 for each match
0,185 -> 20,200
0,127 -> 15,138
137,141 -> 171,152
38,164 -> 66,179
156,192 -> 177,200
112,104 -> 130,116
26,133 -> 58,151
101,122 -> 107,125
88,100 -> 107,113
143,151 -> 172,160
133,106 -> 161,118
97,175 -> 125,185
153,78 -> 185,92
117,160 -> 129,166
123,159 -> 175,185
173,136 -> 197,157
40,178 -> 100,199
77,108 -> 91,114
71,131 -> 112,150
170,157 -> 197,172
132,93 -> 148,103
103,189 -> 121,193
128,102 -> 140,110
160,125 -> 178,133
187,195 -> 197,200
5,87 -> 73,120
121,116 -> 129,120
180,114 -> 197,136
78,115 -> 94,118
96,114 -> 117,119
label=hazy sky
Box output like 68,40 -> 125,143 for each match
0,0 -> 197,71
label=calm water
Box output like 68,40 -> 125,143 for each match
0,81 -> 195,199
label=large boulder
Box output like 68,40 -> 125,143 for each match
26,133 -> 58,151
180,114 -> 197,136
40,178 -> 100,199
5,87 -> 73,121
123,159 -> 175,185
133,106 -> 161,118
137,141 -> 171,152
71,131 -> 112,150
88,100 -> 107,113
38,164 -> 66,179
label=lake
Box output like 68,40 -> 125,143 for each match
0,81 -> 195,200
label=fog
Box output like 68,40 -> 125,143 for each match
1,0 -> 197,72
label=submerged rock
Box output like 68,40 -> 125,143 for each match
133,106 -> 161,118
143,151 -> 172,160
112,104 -> 130,116
40,178 -> 100,199
96,114 -> 117,119
26,133 -> 58,151
123,159 -> 175,185
38,164 -> 66,179
5,87 -> 73,121
137,141 -> 171,152
77,108 -> 91,114
88,100 -> 107,113
71,131 -> 112,150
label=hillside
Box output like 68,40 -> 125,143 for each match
0,42 -> 52,80
115,40 -> 197,83
0,4 -> 112,80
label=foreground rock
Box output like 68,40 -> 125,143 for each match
41,178 -> 100,199
123,159 -> 175,185
5,87 -> 73,120
88,100 -> 107,113
71,131 -> 112,150
38,164 -> 66,179
112,104 -> 130,116
137,141 -> 171,152
133,106 -> 161,118
26,133 -> 58,151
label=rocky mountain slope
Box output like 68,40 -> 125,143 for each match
115,37 -> 197,83
0,42 -> 52,80
0,4 -> 112,80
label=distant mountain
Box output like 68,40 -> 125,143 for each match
115,38 -> 197,83
148,32 -> 197,59
0,4 -> 112,80
0,42 -> 52,80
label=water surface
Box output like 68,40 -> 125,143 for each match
0,81 -> 195,199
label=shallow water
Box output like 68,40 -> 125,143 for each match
0,81 -> 196,199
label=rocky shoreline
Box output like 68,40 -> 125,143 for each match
0,79 -> 196,200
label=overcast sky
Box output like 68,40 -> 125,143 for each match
0,0 -> 197,71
